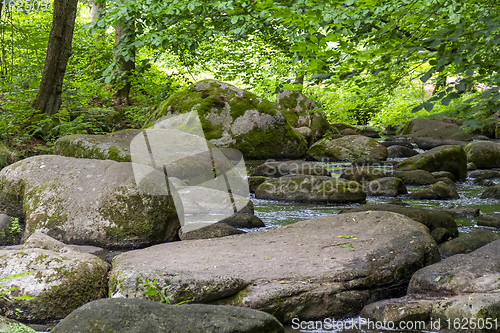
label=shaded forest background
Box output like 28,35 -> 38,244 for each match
0,0 -> 499,159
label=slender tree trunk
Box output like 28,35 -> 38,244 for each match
33,0 -> 79,116
114,23 -> 135,105
90,0 -> 105,23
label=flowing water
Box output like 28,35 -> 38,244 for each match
248,161 -> 500,333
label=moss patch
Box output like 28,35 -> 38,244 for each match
29,259 -> 109,322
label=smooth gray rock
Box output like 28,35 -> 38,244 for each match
361,239 -> 500,330
387,145 -> 419,158
51,299 -> 284,333
408,239 -> 500,296
109,211 -> 439,323
477,213 -> 500,228
438,229 -> 499,258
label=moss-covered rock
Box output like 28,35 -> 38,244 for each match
399,118 -> 469,140
393,170 -> 435,185
54,129 -> 140,162
364,177 -> 407,197
306,135 -> 388,164
464,141 -> 500,169
276,90 -> 331,146
148,80 -> 307,159
396,145 -> 467,179
438,229 -> 499,259
254,175 -> 366,203
0,243 -> 109,323
0,142 -> 17,170
406,181 -> 460,200
480,185 -> 500,199
0,155 -> 180,249
477,213 -> 500,228
248,176 -> 268,193
51,299 -> 285,333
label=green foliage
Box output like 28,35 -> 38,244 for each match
9,218 -> 21,236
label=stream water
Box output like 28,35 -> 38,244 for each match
247,160 -> 500,333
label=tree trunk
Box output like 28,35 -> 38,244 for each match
32,0 -> 79,116
90,0 -> 105,23
114,23 -> 135,105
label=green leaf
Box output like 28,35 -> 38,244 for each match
144,289 -> 158,296
434,276 -> 441,282
231,17 -> 238,24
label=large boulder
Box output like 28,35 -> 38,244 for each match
361,239 -> 500,329
254,175 -> 366,203
306,135 -> 388,164
51,299 -> 284,333
276,90 -> 331,145
109,211 -> 440,323
464,141 -> 500,169
0,155 -> 180,249
147,80 -> 308,159
0,234 -> 109,322
54,129 -> 139,162
340,204 -> 458,238
399,118 -> 469,140
396,145 -> 467,179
